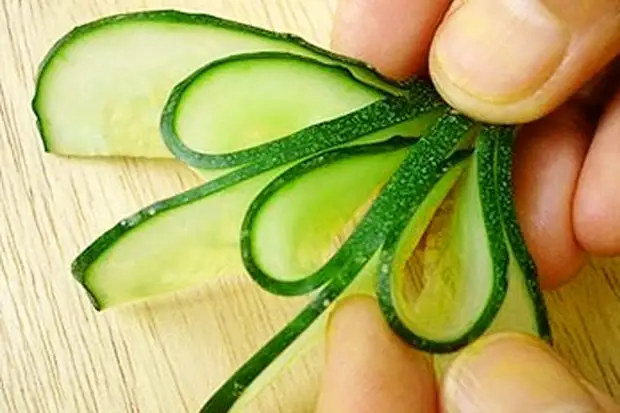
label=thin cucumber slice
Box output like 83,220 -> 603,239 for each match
163,53 -> 384,158
241,112 -> 474,307
377,130 -> 509,354
162,54 -> 444,169
432,126 -> 552,374
242,138 -> 413,296
33,10 -> 407,158
484,125 -> 552,341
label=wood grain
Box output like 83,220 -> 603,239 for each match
1,1 -> 619,412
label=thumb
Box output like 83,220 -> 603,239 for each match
429,0 -> 620,124
442,333 -> 620,413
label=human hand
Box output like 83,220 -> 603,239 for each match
314,297 -> 620,413
332,0 -> 620,289
314,1 -> 620,411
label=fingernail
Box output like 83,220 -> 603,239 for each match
443,333 -> 602,413
432,0 -> 570,103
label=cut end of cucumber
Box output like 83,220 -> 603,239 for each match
72,168 -> 282,310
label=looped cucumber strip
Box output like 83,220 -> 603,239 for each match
483,125 -> 552,342
161,52 -> 445,170
241,137 -> 414,296
377,130 -> 509,354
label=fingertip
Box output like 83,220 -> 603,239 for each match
315,296 -> 436,413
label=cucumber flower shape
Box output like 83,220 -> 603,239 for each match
33,11 -> 552,413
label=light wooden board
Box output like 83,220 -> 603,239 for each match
1,1 -> 620,412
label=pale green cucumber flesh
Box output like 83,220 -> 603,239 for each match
161,53 -> 444,169
33,10 -> 406,158
76,168 -> 280,310
378,125 -> 510,353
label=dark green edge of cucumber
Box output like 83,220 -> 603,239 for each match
31,9 -> 409,152
240,136 -> 417,297
199,122 -> 473,412
160,52 -> 444,169
486,125 -> 553,342
376,116 -> 505,354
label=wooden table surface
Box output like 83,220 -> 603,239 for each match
2,0 -> 620,412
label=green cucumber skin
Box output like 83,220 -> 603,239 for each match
240,136 -> 416,297
484,125 -> 552,342
32,9 -> 407,153
161,53 -> 444,169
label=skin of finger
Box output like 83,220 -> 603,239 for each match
574,91 -> 620,255
331,0 -> 452,79
314,296 -> 437,413
512,104 -> 590,290
429,0 -> 620,124
581,380 -> 620,413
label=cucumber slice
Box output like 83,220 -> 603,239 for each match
33,10 -> 407,158
377,130 -> 509,354
238,112 -> 474,301
162,53 -> 444,169
483,125 -> 552,340
428,126 -> 552,373
242,137 -> 413,296
74,167 -> 279,310
163,53 -> 383,158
